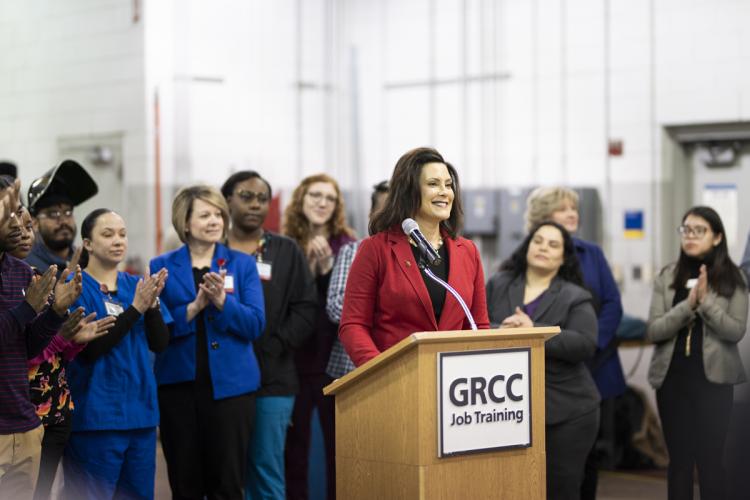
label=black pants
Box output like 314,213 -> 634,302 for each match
580,398 -> 615,500
33,419 -> 72,500
657,371 -> 733,500
285,373 -> 335,500
158,383 -> 255,500
546,409 -> 600,500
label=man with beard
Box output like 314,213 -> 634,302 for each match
26,160 -> 98,274
221,171 -> 317,500
0,176 -> 83,500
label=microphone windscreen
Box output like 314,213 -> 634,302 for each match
401,218 -> 419,235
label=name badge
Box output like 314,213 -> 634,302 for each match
223,274 -> 235,293
686,278 -> 698,289
257,261 -> 272,281
104,300 -> 125,316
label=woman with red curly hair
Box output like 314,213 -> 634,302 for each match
282,173 -> 354,500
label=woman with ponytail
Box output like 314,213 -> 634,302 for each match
62,209 -> 171,500
647,206 -> 747,500
11,206 -> 115,500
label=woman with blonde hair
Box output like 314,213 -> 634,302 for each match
525,186 -> 624,499
150,185 -> 266,499
282,173 -> 355,500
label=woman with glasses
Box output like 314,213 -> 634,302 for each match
150,185 -> 265,499
647,206 -> 747,500
282,173 -> 355,500
221,171 -> 317,500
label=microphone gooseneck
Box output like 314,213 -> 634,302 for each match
401,218 -> 442,267
400,218 -> 477,330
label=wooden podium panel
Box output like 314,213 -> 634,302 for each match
325,328 -> 557,500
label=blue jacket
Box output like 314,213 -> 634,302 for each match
574,237 -> 626,399
68,271 -> 173,431
150,244 -> 266,400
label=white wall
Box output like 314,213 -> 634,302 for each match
0,0 -> 149,261
3,0 -> 749,393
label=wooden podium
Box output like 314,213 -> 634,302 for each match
323,327 -> 558,500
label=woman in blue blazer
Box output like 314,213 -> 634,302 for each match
150,185 -> 265,500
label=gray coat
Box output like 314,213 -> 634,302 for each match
646,263 -> 748,389
486,272 -> 600,425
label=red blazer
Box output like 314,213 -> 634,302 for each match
339,228 -> 490,366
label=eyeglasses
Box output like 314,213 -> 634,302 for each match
37,209 -> 74,221
233,190 -> 269,204
306,191 -> 338,204
678,225 -> 709,238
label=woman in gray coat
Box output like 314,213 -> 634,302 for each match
647,206 -> 747,500
486,221 -> 599,500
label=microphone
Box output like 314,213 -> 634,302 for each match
401,218 -> 442,267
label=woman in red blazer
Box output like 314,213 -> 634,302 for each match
339,147 -> 490,366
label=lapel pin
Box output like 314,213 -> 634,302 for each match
405,260 -> 411,267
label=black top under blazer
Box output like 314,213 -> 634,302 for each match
486,272 -> 601,425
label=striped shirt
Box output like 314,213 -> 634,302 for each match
0,253 -> 63,434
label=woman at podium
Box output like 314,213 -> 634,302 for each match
339,147 -> 490,367
486,221 -> 599,500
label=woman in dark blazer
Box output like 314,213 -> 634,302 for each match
647,206 -> 747,500
525,187 -> 624,498
339,147 -> 490,367
486,221 -> 599,500
150,185 -> 266,500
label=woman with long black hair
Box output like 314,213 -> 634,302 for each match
647,206 -> 747,500
486,221 -> 599,500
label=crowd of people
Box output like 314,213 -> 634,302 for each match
0,148 -> 745,500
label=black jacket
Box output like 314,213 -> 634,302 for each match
486,272 -> 600,425
241,232 -> 317,396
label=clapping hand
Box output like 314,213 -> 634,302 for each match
306,236 -> 334,276
52,266 -> 83,316
25,266 -> 58,313
60,307 -> 117,344
132,270 -> 167,314
151,268 -> 168,308
0,179 -> 21,226
500,307 -> 534,329
199,271 -> 226,310
688,264 -> 709,310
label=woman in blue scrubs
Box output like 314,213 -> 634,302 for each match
63,208 -> 171,499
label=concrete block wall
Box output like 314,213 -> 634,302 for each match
0,0 -> 150,261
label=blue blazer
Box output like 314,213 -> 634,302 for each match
574,237 -> 626,399
150,243 -> 266,400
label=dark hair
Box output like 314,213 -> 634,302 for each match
499,221 -> 584,287
368,147 -> 464,238
221,170 -> 272,199
79,208 -> 115,269
670,206 -> 745,297
370,180 -> 389,214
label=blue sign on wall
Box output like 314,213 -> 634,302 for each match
624,210 -> 644,239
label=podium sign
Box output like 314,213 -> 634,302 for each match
438,348 -> 532,457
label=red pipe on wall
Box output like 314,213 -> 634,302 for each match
154,89 -> 163,255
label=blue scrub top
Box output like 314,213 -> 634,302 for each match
67,271 -> 173,431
